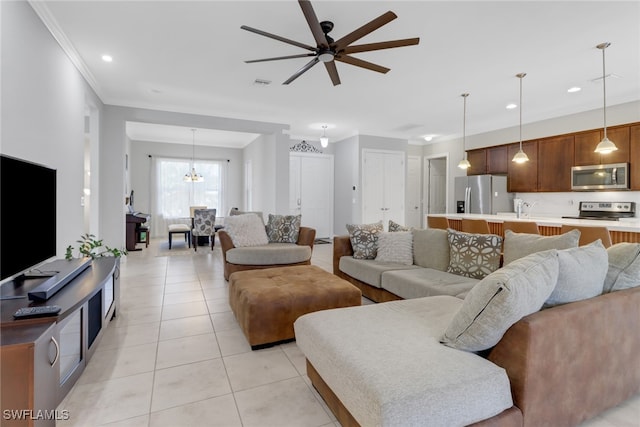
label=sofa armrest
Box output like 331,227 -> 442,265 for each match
333,235 -> 353,275
297,227 -> 316,249
487,286 -> 640,427
218,230 -> 235,262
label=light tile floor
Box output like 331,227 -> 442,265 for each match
57,237 -> 639,426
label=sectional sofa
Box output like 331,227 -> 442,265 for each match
295,227 -> 640,426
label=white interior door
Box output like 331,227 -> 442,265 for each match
362,150 -> 405,228
406,155 -> 422,228
290,153 -> 334,239
424,156 -> 447,214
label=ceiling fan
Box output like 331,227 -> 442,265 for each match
241,0 -> 420,86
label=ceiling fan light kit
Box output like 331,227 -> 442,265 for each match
242,0 -> 419,86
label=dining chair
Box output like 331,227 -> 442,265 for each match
503,221 -> 540,234
192,208 -> 217,251
560,224 -> 612,248
427,216 -> 449,230
461,218 -> 491,234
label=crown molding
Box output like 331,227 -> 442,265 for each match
28,1 -> 103,100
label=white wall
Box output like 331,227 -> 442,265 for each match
333,135 -> 359,234
1,1 -> 105,256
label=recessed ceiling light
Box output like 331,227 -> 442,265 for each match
423,135 -> 435,142
567,86 -> 582,93
506,103 -> 517,110
102,55 -> 113,62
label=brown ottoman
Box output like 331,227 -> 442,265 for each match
228,265 -> 362,349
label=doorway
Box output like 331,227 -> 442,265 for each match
424,154 -> 448,216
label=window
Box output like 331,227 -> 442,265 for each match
152,157 -> 226,235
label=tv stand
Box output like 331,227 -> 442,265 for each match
0,257 -> 120,426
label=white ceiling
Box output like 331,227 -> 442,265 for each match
34,1 -> 640,147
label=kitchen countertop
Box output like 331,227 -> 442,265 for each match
428,213 -> 640,233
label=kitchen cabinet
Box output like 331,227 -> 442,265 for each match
537,135 -> 574,191
507,141 -> 538,192
631,125 -> 640,190
574,126 -> 630,166
466,149 -> 487,176
486,146 -> 508,174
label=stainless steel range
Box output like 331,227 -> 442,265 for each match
562,201 -> 636,221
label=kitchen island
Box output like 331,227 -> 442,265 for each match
427,213 -> 640,243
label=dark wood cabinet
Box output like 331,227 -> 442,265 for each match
487,146 -> 508,174
466,149 -> 487,175
574,126 -> 630,166
538,135 -> 574,191
631,125 -> 640,190
507,141 -> 538,192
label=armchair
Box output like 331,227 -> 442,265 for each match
218,226 -> 316,280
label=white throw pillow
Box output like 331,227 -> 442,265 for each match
503,229 -> 580,265
375,231 -> 413,265
224,213 -> 269,247
544,240 -> 608,307
441,249 -> 559,352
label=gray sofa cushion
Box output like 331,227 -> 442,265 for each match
604,243 -> 640,293
382,268 -> 479,300
225,243 -> 311,265
294,297 -> 513,427
544,240 -> 607,307
503,229 -> 580,265
412,228 -> 449,270
339,257 -> 419,288
441,249 -> 559,352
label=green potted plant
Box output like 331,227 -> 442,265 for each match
65,233 -> 127,260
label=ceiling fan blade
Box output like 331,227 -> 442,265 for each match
241,25 -> 316,52
342,38 -> 420,54
335,55 -> 390,74
334,11 -> 397,50
298,0 -> 329,48
283,57 -> 320,85
245,53 -> 316,64
324,61 -> 341,86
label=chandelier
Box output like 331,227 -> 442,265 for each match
184,128 -> 204,182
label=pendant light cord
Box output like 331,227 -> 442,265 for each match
462,93 -> 468,159
517,73 -> 526,150
601,43 -> 608,139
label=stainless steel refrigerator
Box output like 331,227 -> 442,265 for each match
455,175 -> 513,214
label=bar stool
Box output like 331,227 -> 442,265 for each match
427,216 -> 449,230
503,221 -> 540,234
561,224 -> 612,248
461,218 -> 491,234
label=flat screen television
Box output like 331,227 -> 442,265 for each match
1,154 -> 57,282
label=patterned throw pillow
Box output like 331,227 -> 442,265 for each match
447,229 -> 503,279
224,214 -> 269,247
375,231 -> 413,265
346,221 -> 383,260
266,214 -> 301,243
388,220 -> 409,232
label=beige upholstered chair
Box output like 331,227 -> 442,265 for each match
461,218 -> 491,234
503,221 -> 540,234
427,216 -> 449,230
560,224 -> 612,248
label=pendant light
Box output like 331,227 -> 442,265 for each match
184,128 -> 204,182
594,42 -> 618,154
512,73 -> 530,163
457,93 -> 471,169
320,125 -> 329,148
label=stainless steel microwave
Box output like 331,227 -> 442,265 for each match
571,163 -> 629,190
